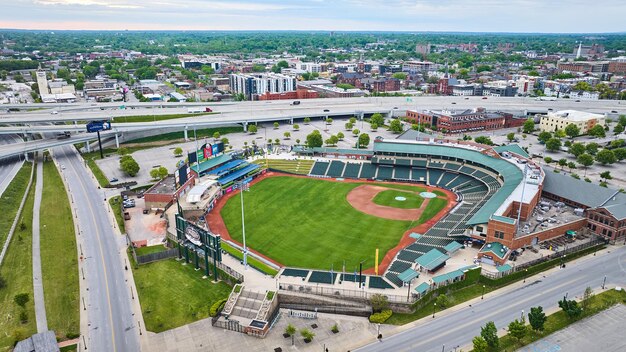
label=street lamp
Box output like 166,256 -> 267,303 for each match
432,302 -> 437,318
481,285 -> 486,299
523,269 -> 528,283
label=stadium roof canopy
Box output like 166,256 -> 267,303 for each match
493,144 -> 529,158
190,153 -> 232,174
373,140 -> 523,225
542,171 -> 624,208
415,248 -> 450,271
414,282 -> 431,295
398,268 -> 419,283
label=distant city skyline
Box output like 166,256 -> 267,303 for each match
1,0 -> 625,33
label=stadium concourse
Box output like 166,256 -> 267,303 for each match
293,137 -> 549,297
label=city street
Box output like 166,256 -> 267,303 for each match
53,145 -> 140,352
354,245 -> 626,352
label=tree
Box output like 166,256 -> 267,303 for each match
586,142 -> 599,155
274,138 -> 280,145
273,122 -> 279,129
213,131 -> 220,140
306,130 -> 323,148
370,113 -> 385,126
352,129 -> 360,136
545,138 -> 562,152
480,321 -> 499,350
300,328 -> 315,342
345,122 -> 354,130
358,133 -> 370,148
614,148 -> 626,161
508,318 -> 527,342
507,132 -> 516,142
326,118 -> 333,125
295,139 -> 301,145
392,72 -> 407,80
474,136 -> 494,146
389,119 -> 403,133
544,156 -> 553,164
582,286 -> 594,310
293,124 -> 300,131
559,297 -> 582,320
610,139 -> 624,149
567,161 -> 577,171
337,132 -> 344,140
371,123 -> 378,131
370,293 -> 390,312
435,294 -> 450,309
284,131 -> 291,139
538,131 -> 552,144
589,124 -> 606,138
596,149 -> 616,165
528,306 -> 547,332
613,123 -> 624,134
577,153 -> 594,172
303,117 -> 311,124
117,147 -> 130,156
349,117 -> 357,124
150,168 -> 160,180
569,142 -> 586,157
248,125 -> 258,134
221,137 -> 229,146
523,119 -> 535,134
14,293 -> 29,308
555,129 -> 566,139
173,147 -> 183,157
558,158 -> 567,169
285,324 -> 296,336
472,336 -> 488,352
573,81 -> 592,91
620,115 -> 626,126
120,156 -> 140,177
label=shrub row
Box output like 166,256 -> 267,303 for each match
209,298 -> 227,317
369,310 -> 393,323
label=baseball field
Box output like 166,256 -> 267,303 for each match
219,176 -> 450,270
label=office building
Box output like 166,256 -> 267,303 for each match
539,110 -> 605,134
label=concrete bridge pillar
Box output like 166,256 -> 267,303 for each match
86,140 -> 91,153
243,122 -> 248,132
290,118 -> 293,125
115,133 -> 120,149
184,126 -> 189,141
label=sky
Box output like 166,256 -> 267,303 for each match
1,0 -> 625,33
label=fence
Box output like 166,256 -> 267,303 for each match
281,303 -> 372,317
481,236 -> 606,280
136,249 -> 178,264
279,282 -> 413,304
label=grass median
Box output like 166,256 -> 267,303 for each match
0,163 -> 32,247
40,161 -> 79,341
131,256 -> 232,333
0,164 -> 36,351
108,196 -> 126,233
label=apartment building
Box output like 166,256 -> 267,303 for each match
229,73 -> 296,100
539,110 -> 605,134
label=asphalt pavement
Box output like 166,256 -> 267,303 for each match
53,145 -> 140,352
0,134 -> 25,195
355,245 -> 626,352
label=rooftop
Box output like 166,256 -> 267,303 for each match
480,242 -> 509,259
545,110 -> 604,122
493,144 -> 530,158
145,175 -> 176,195
190,153 -> 232,175
542,171 -> 620,208
415,248 -> 450,271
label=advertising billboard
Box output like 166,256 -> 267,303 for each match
86,120 -> 112,133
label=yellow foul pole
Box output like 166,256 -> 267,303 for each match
375,248 -> 379,275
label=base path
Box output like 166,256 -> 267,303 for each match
31,158 -> 48,332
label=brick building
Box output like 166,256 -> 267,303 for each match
405,108 -> 513,133
258,88 -> 319,101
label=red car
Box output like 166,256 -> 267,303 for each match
482,96 -> 488,100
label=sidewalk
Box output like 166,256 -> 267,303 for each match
31,158 -> 48,333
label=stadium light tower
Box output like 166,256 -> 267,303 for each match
238,180 -> 250,269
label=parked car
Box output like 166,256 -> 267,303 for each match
110,178 -> 118,183
323,109 -> 330,112
291,101 -> 301,105
482,96 -> 488,99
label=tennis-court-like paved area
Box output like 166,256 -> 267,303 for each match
519,304 -> 626,352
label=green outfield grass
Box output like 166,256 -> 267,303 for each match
252,159 -> 314,175
372,189 -> 425,209
221,176 -> 448,270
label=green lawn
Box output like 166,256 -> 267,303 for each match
221,177 -> 446,270
221,242 -> 279,277
0,165 -> 37,351
0,163 -> 32,247
127,126 -> 243,144
496,289 -> 626,351
134,245 -> 168,256
40,161 -> 79,341
86,157 -> 110,188
252,159 -> 315,175
108,196 -> 126,233
372,189 -> 424,209
112,112 -> 213,123
131,257 -> 232,333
